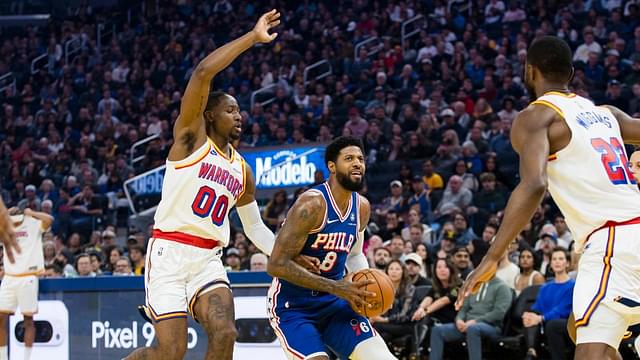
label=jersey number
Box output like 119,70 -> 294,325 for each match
319,251 -> 338,272
591,137 -> 636,185
191,186 -> 229,226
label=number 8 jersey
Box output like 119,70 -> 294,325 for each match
534,92 -> 640,252
153,138 -> 246,247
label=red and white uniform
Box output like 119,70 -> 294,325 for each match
146,138 -> 246,321
534,92 -> 640,347
0,215 -> 45,315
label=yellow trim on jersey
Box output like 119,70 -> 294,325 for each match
211,140 -> 236,163
238,157 -> 247,200
548,153 -> 558,161
531,100 -> 564,118
544,91 -> 576,98
5,270 -> 44,277
174,142 -> 212,170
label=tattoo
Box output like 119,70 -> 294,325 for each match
270,195 -> 338,294
208,293 -> 230,321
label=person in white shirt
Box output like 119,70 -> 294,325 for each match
573,28 -> 602,63
0,208 -> 53,360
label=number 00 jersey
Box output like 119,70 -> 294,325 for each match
153,138 -> 246,247
6,215 -> 45,276
535,92 -> 640,252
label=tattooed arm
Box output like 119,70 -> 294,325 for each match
267,192 -> 374,309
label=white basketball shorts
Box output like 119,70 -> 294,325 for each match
574,221 -> 640,348
145,236 -> 230,322
0,275 -> 39,315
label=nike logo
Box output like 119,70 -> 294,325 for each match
326,219 -> 340,224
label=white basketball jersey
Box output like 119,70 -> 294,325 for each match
5,215 -> 45,276
534,92 -> 640,252
153,138 -> 246,247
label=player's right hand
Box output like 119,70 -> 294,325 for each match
252,9 -> 280,43
0,208 -> 19,263
334,276 -> 376,314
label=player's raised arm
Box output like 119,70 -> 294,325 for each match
346,195 -> 371,273
0,199 -> 18,263
170,10 -> 280,159
456,105 -> 555,309
603,105 -> 640,145
267,192 -> 375,310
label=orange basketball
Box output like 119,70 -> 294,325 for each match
350,268 -> 395,317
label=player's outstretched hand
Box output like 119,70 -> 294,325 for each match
253,9 -> 280,43
334,276 -> 376,314
0,207 -> 19,263
293,254 -> 321,274
455,258 -> 497,310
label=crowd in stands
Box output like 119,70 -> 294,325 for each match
2,0 -> 640,358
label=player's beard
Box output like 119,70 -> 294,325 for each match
336,170 -> 364,192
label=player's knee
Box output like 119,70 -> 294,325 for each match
350,336 -> 396,360
156,335 -> 187,360
575,344 -> 611,360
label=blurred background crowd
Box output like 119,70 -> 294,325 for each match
2,0 -> 640,358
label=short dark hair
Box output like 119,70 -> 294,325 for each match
527,36 -> 573,83
324,136 -> 364,166
551,247 -> 570,262
204,91 -> 228,113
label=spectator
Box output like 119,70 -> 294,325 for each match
225,248 -> 242,271
372,247 -> 392,271
401,208 -> 432,245
403,252 -> 430,287
411,257 -> 461,326
378,210 -> 404,241
553,215 -> 573,249
574,28 -> 603,63
429,276 -> 512,360
89,252 -> 103,276
415,243 -> 431,279
43,240 -> 56,266
467,172 -> 508,233
436,175 -> 473,216
406,177 -> 432,222
522,248 -> 575,360
17,184 -> 41,211
451,211 -> 477,246
370,260 -> 416,357
421,159 -> 444,193
452,246 -> 473,280
389,235 -> 406,261
262,190 -> 288,232
113,256 -> 134,276
128,244 -> 146,275
75,253 -> 96,277
496,241 -> 520,289
630,150 -> 640,183
469,224 -> 498,267
514,248 -> 545,296
250,253 -> 268,271
375,182 -> 405,221
43,263 -> 63,278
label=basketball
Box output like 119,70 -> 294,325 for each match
350,268 -> 395,317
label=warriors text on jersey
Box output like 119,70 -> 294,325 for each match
6,215 -> 45,276
535,92 -> 640,252
153,138 -> 246,247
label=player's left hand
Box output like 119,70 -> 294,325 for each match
293,254 -> 321,274
455,258 -> 497,310
253,9 -> 280,43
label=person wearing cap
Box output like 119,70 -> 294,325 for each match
437,108 -> 465,142
365,86 -> 387,113
535,233 -> 558,278
17,185 -> 41,212
606,78 -> 629,112
434,229 -> 457,260
404,252 -> 429,286
224,248 -> 242,271
375,180 -> 404,219
100,230 -> 116,248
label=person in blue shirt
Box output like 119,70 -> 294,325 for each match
521,247 -> 575,360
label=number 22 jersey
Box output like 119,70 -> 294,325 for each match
535,92 -> 640,252
153,138 -> 246,247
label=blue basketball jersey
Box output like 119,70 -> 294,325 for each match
277,182 -> 360,299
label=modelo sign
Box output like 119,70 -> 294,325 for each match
243,145 -> 328,190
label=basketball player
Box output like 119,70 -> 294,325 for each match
126,10 -> 317,360
456,36 -> 640,360
0,198 -> 19,263
0,208 -> 53,360
267,137 -> 396,360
